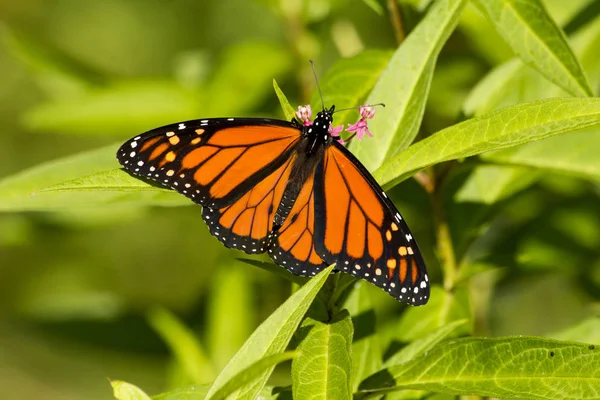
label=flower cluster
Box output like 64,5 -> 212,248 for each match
295,104 -> 377,145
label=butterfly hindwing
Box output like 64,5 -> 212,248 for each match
313,143 -> 430,305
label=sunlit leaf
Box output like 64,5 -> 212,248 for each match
273,79 -> 296,121
112,381 -> 152,400
204,265 -> 335,400
472,0 -> 592,97
374,98 -> 600,189
206,352 -> 297,400
292,311 -> 353,399
360,337 -> 600,400
349,0 -> 467,171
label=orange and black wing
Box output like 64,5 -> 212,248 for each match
268,168 -> 328,277
313,143 -> 430,305
117,118 -> 303,254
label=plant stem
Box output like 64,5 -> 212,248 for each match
388,0 -> 406,44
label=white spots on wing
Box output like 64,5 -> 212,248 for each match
355,264 -> 361,270
395,213 -> 402,222
149,166 -> 156,172
134,136 -> 141,140
130,142 -> 137,148
129,151 -> 136,157
405,233 -> 413,242
166,131 -> 175,137
401,288 -> 407,293
413,287 -> 419,294
425,274 -> 429,282
390,282 -> 396,288
185,183 -> 191,188
227,118 -> 234,121
420,281 -> 427,289
178,123 -> 186,130
382,192 -> 387,198
137,161 -> 144,166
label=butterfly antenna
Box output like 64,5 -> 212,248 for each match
333,103 -> 386,114
309,60 -> 325,111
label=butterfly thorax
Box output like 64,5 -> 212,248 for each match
302,106 -> 335,156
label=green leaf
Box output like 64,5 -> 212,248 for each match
472,0 -> 592,97
482,126 -> 600,181
23,80 -> 202,135
383,319 -> 469,368
360,336 -> 600,400
0,145 -> 185,211
310,50 -> 392,128
273,79 -> 296,121
394,286 -> 471,342
147,307 -> 215,384
204,265 -> 335,400
207,265 -> 255,370
112,381 -> 152,400
206,352 -> 297,400
349,0 -> 467,171
455,165 -> 541,204
343,281 -> 382,392
152,384 -> 210,400
374,98 -> 600,189
292,311 -> 353,400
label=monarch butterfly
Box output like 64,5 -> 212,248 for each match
117,101 -> 430,305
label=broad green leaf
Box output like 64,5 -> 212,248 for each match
455,165 -> 541,204
482,126 -> 600,181
394,286 -> 471,342
152,384 -> 210,400
360,336 -> 600,400
349,0 -> 467,171
152,385 -> 285,400
23,80 -> 201,135
383,319 -> 469,367
147,307 -> 214,384
0,145 -> 185,211
310,50 -> 392,128
206,352 -> 297,400
112,381 -> 152,400
204,265 -> 335,400
292,311 -> 353,400
273,79 -> 296,121
374,98 -> 600,189
472,0 -> 592,97
343,281 -> 382,392
207,265 -> 255,370
463,5 -> 600,117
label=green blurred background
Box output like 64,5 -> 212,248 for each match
0,0 -> 599,399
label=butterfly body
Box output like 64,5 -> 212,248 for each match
117,106 -> 430,305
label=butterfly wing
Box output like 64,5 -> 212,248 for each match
268,169 -> 327,277
117,118 -> 303,254
313,142 -> 430,305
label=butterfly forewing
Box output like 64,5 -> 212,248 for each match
117,118 -> 301,207
313,143 -> 430,305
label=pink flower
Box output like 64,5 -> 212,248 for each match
328,124 -> 344,144
295,105 -> 313,126
346,105 -> 376,140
